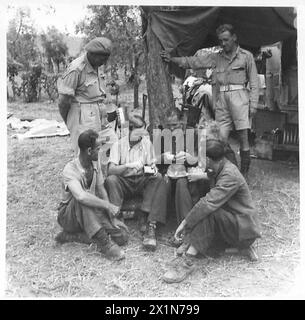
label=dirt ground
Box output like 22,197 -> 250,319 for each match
6,99 -> 300,298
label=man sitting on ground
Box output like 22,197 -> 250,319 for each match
105,115 -> 167,251
55,129 -> 128,261
163,138 -> 261,283
175,120 -> 238,230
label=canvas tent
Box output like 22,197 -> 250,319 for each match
142,6 -> 296,60
141,6 -> 298,153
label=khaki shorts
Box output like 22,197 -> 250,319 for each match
66,102 -> 117,155
215,89 -> 250,131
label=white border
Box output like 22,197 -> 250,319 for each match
1,0 -> 304,300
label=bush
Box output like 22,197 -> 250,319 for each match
7,61 -> 23,99
21,65 -> 42,103
40,73 -> 59,102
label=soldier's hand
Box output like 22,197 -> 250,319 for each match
175,151 -> 187,163
108,203 -> 120,217
160,50 -> 171,63
112,217 -> 129,232
163,151 -> 175,163
187,172 -> 207,182
174,219 -> 186,242
150,163 -> 158,176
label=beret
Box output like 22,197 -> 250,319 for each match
84,37 -> 112,55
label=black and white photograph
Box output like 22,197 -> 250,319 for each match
2,0 -> 303,300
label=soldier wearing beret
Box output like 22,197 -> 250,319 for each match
58,37 -> 118,154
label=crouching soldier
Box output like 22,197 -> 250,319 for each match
55,129 -> 128,260
163,138 -> 261,283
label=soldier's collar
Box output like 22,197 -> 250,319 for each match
235,46 -> 241,57
220,45 -> 240,62
84,53 -> 98,74
214,158 -> 226,179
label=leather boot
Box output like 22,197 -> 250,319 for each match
55,231 -> 93,245
143,222 -> 157,251
93,228 -> 125,260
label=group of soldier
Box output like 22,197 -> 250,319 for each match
55,24 -> 261,283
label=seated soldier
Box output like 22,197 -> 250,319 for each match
104,115 -> 167,251
163,138 -> 261,283
175,120 -> 238,230
155,117 -> 238,246
55,129 -> 128,261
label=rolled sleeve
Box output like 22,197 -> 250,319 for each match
57,70 -> 79,96
62,162 -> 80,191
174,53 -> 216,70
185,172 -> 240,229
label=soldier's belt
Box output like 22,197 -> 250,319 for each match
78,100 -> 105,105
219,84 -> 245,92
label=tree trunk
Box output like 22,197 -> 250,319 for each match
133,54 -> 140,109
144,17 -> 175,129
134,79 -> 139,109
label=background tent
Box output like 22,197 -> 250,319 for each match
141,6 -> 298,154
142,6 -> 296,57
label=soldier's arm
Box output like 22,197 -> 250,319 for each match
107,142 -> 131,176
247,53 -> 259,112
58,94 -> 73,124
97,183 -> 109,201
57,69 -> 79,123
108,162 -> 130,176
184,172 -> 240,229
67,179 -> 110,210
95,163 -> 110,201
161,51 -> 216,70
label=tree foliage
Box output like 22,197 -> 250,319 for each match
21,64 -> 43,102
76,5 -> 144,107
7,7 -> 67,102
7,7 -> 39,70
40,27 -> 69,73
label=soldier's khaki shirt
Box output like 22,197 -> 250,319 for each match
57,53 -> 107,103
175,46 -> 259,109
57,54 -> 116,154
61,158 -> 104,204
109,136 -> 156,177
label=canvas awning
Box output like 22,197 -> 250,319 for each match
142,6 -> 297,57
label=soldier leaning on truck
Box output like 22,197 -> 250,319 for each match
161,24 -> 259,179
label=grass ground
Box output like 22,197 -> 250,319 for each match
6,96 -> 300,298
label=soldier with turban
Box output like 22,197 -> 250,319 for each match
58,37 -> 117,155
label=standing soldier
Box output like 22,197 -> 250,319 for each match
161,24 -> 259,178
58,37 -> 117,155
